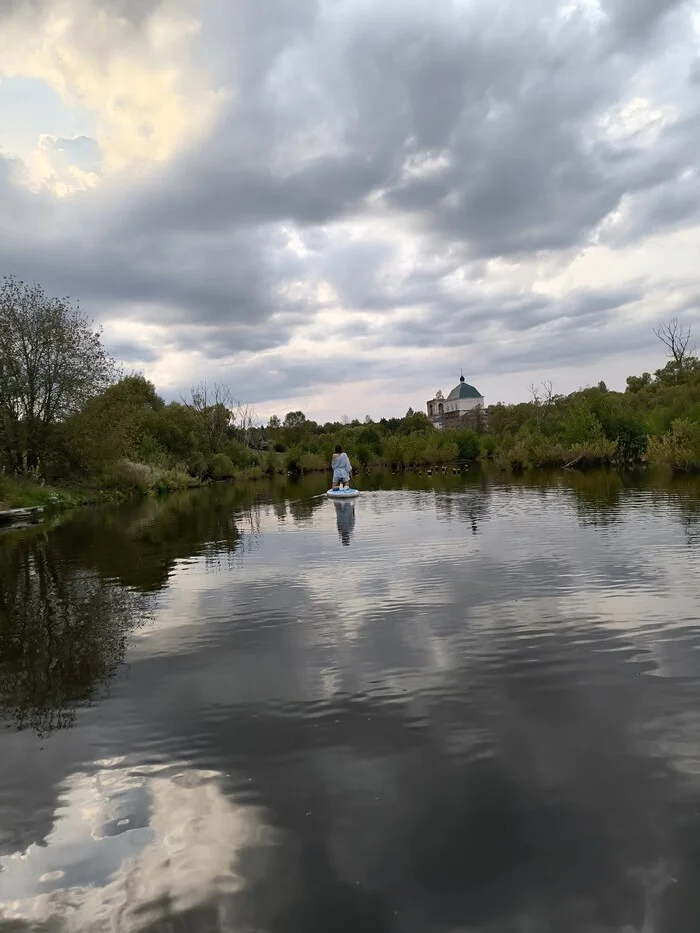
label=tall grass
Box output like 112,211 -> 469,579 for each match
647,419 -> 700,472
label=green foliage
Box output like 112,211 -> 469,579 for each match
480,434 -> 497,458
262,450 -> 285,475
186,453 -> 207,478
647,419 -> 700,472
51,374 -> 161,477
299,452 -> 326,473
356,444 -> 371,467
283,411 -> 307,428
0,474 -> 58,509
400,411 -> 433,434
453,429 -> 480,461
239,465 -> 264,480
284,446 -> 304,472
381,434 -> 406,468
207,453 -> 235,481
281,411 -> 314,446
135,433 -> 170,468
614,419 -> 648,462
496,434 -> 570,471
562,403 -> 604,446
626,372 -> 652,393
225,439 -> 258,469
357,426 -> 381,450
145,402 -> 204,461
0,275 -> 117,471
152,469 -> 197,495
435,440 -> 459,464
102,459 -> 153,495
569,437 -> 617,466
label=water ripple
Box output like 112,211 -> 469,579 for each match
2,471 -> 700,930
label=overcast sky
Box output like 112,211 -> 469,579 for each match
1,0 -> 699,421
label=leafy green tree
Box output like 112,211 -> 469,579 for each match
0,275 -> 116,471
283,411 -> 307,428
54,374 -> 161,476
282,410 -> 315,446
356,444 -> 371,467
145,402 -> 204,463
626,373 -> 652,393
562,404 -> 604,446
357,425 -> 382,451
614,419 -> 648,462
400,411 -> 433,434
453,429 -> 480,461
208,452 -> 235,480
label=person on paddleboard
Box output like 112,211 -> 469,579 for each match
331,445 -> 353,490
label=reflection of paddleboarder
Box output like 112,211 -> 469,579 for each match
334,501 -> 356,546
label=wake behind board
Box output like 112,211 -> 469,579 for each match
326,487 -> 360,500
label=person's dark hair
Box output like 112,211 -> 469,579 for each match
334,444 -> 342,454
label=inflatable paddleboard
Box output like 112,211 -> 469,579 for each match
326,487 -> 360,500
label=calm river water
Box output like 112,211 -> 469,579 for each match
1,469 -> 700,932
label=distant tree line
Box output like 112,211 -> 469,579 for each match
2,275 -> 700,509
484,316 -> 700,473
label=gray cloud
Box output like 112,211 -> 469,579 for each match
345,285 -> 644,353
601,0 -> 690,43
485,322 -> 657,376
107,339 -> 160,364
160,352 -> 417,411
1,0 -> 699,401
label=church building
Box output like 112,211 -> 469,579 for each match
427,375 -> 485,429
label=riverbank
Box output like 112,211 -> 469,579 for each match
0,472 -> 202,519
1,440 -> 697,529
0,479 -> 131,525
0,462 -> 276,526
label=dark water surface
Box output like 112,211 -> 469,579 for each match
1,469 -> 700,932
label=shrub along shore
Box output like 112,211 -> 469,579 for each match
2,275 -> 700,515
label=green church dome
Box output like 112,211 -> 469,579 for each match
446,375 -> 482,401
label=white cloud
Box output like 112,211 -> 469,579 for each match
0,762 -> 274,931
0,0 -> 223,185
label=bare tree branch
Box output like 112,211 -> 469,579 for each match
232,400 -> 261,449
185,380 -> 233,453
654,318 -> 696,369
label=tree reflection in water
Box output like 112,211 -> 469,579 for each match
0,483 -> 325,736
0,528 -> 154,735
